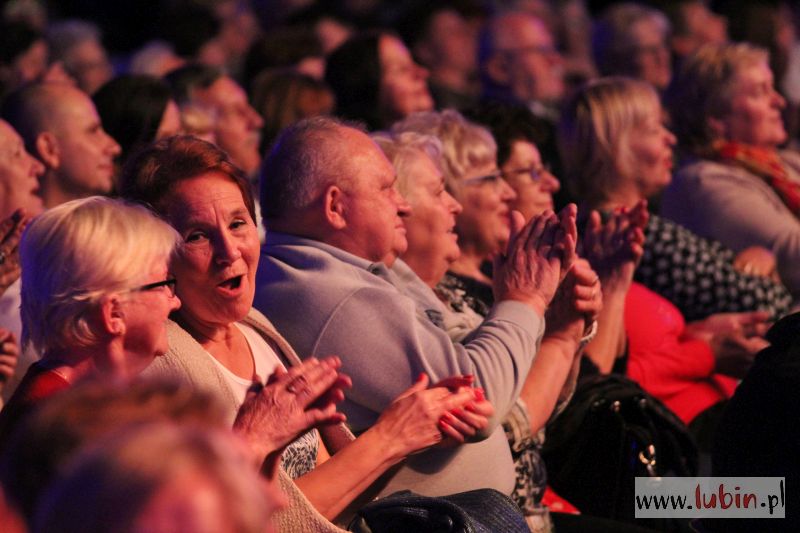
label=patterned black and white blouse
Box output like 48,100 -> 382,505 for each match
636,215 -> 793,322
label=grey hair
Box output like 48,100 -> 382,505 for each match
20,196 -> 180,355
47,19 -> 102,64
391,109 -> 497,195
371,130 -> 444,198
260,115 -> 362,220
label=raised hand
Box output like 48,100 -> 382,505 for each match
233,356 -> 350,470
581,200 -> 648,288
0,329 -> 19,390
493,204 -> 577,316
545,258 -> 602,344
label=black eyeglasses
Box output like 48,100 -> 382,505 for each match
131,278 -> 177,297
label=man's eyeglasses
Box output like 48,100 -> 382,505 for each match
502,164 -> 551,183
130,278 -> 177,298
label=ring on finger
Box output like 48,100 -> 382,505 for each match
286,375 -> 309,394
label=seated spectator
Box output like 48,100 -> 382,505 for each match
396,3 -> 481,110
372,128 -> 597,531
1,82 -> 121,209
0,20 -> 71,100
119,135 -> 490,523
560,78 -> 770,444
651,0 -> 728,64
255,116 -> 573,500
249,69 -> 334,154
165,64 -> 263,178
46,19 -> 113,95
592,3 -> 672,92
325,31 -> 434,130
0,197 -> 180,441
93,75 -> 182,168
0,119 -> 44,404
558,76 -> 792,321
35,423 -> 285,533
662,43 -> 800,299
128,40 -> 185,78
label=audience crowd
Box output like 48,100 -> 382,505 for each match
1,1 -> 799,532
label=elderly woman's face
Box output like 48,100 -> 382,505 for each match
400,151 -> 462,284
629,18 -> 671,90
163,172 -> 260,329
0,121 -> 44,218
500,140 -> 559,221
717,61 -> 787,147
455,161 -> 517,255
378,35 -> 434,122
117,259 -> 181,378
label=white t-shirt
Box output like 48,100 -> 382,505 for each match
208,322 -> 284,406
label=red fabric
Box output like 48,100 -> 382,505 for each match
714,140 -> 800,216
0,363 -> 70,445
624,283 -> 737,424
543,486 -> 580,514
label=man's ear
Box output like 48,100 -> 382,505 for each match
35,132 -> 60,170
486,53 -> 511,85
323,185 -> 347,230
98,294 -> 126,337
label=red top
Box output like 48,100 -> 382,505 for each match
0,363 -> 70,446
624,282 -> 737,424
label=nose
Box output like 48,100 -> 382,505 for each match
446,190 -> 463,215
394,189 -> 412,217
169,293 -> 181,311
772,88 -> 787,109
247,105 -> 264,129
214,231 -> 243,265
29,153 -> 45,177
103,129 -> 121,156
499,177 -> 518,202
542,170 -> 561,193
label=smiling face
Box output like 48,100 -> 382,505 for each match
51,87 -> 121,198
118,259 -> 181,378
454,161 -> 517,256
162,173 -> 260,330
626,99 -> 676,198
715,61 -> 787,147
0,120 -> 44,218
378,34 -> 434,123
400,150 -> 463,286
337,128 -> 412,262
500,140 -> 559,221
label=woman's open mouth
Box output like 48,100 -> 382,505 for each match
217,275 -> 244,296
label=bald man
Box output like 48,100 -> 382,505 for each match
1,82 -> 120,208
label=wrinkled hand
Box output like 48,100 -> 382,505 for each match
371,374 -> 486,460
0,329 -> 19,390
580,201 -> 647,290
432,375 -> 493,446
233,356 -> 350,470
0,210 -> 30,297
545,258 -> 602,345
734,246 -> 776,279
493,205 -> 577,316
684,312 -> 771,379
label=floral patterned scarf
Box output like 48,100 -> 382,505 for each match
712,140 -> 800,216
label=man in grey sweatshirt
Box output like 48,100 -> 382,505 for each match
254,116 -> 575,497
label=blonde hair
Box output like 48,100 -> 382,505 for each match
20,196 -> 180,355
391,109 -> 496,195
666,42 -> 769,152
558,76 -> 661,203
371,130 -> 444,198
